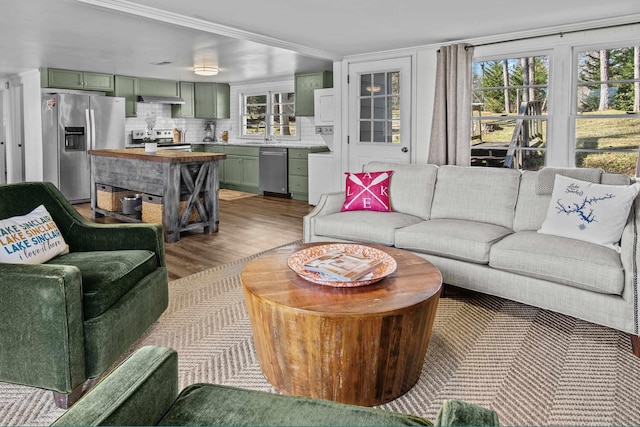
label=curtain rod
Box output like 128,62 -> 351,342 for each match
458,20 -> 640,50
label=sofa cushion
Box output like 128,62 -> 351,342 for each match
314,211 -> 424,246
535,167 -> 603,195
342,171 -> 393,212
364,162 -> 439,220
47,249 -> 158,319
158,383 -> 432,426
538,174 -> 640,251
490,231 -> 624,295
395,219 -> 513,264
430,166 -> 521,229
513,171 -> 551,232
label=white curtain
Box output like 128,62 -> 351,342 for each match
428,44 -> 474,166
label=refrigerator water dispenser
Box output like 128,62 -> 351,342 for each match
64,127 -> 86,151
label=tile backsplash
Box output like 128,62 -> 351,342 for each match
127,94 -> 327,147
125,103 -> 206,143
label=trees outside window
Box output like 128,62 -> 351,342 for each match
471,55 -> 549,170
574,46 -> 640,176
241,91 -> 297,139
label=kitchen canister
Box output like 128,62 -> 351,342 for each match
121,194 -> 142,215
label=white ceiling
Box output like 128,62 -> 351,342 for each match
1,0 -> 639,83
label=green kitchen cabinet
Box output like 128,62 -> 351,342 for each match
288,146 -> 330,201
172,81 -> 195,118
221,146 -> 259,193
195,83 -> 231,119
44,68 -> 114,92
114,75 -> 138,117
137,78 -> 179,97
192,144 -> 226,181
215,83 -> 230,119
191,144 -> 259,193
295,71 -> 333,116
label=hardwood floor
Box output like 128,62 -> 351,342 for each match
75,191 -> 315,281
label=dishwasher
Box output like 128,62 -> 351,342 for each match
259,147 -> 290,197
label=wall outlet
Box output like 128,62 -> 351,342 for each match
315,126 -> 334,135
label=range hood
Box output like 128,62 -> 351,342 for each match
137,95 -> 185,105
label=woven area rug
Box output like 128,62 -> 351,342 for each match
2,241 -> 640,426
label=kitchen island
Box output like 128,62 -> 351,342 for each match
89,148 -> 226,243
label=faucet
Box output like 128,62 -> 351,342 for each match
256,121 -> 267,143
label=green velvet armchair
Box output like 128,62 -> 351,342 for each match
52,346 -> 500,426
0,182 -> 168,408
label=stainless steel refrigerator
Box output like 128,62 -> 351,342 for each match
42,93 -> 125,203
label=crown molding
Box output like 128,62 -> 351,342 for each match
75,0 -> 343,62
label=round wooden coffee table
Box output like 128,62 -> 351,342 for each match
241,242 -> 442,406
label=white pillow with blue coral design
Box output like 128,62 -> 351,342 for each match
538,174 -> 640,251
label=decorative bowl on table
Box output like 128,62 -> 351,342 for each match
287,243 -> 397,287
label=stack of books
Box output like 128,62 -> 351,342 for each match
303,249 -> 383,282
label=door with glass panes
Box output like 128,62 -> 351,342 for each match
348,57 -> 411,171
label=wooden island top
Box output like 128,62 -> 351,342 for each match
88,148 -> 225,163
89,148 -> 226,243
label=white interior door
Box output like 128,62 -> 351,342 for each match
6,84 -> 24,183
348,57 -> 412,172
0,87 -> 6,184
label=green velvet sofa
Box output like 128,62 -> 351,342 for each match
52,346 -> 499,426
0,182 -> 168,407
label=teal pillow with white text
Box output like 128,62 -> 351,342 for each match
538,174 -> 640,251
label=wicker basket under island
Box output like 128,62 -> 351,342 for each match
96,184 -> 132,212
141,193 -> 203,224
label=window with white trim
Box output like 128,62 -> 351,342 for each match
241,91 -> 297,140
573,45 -> 640,176
471,54 -> 549,170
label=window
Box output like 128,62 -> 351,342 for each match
358,71 -> 400,143
574,45 -> 640,176
471,55 -> 549,170
241,91 -> 297,140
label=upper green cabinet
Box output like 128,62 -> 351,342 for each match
295,71 -> 333,116
43,68 -> 114,92
172,81 -> 195,118
195,82 -> 230,119
114,75 -> 138,117
137,78 -> 179,97
216,83 -> 230,119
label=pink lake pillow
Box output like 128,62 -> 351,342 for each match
341,171 -> 393,212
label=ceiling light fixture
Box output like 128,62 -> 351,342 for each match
193,66 -> 219,76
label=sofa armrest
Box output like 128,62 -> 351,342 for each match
621,201 -> 640,335
435,399 -> 500,426
65,222 -> 166,267
52,346 -> 179,426
0,263 -> 86,393
303,191 -> 345,242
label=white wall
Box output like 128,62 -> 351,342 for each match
20,69 -> 43,181
335,20 -> 640,174
7,20 -> 640,188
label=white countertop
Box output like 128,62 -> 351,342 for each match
194,141 -> 329,149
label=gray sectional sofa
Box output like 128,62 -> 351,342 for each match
304,162 -> 640,354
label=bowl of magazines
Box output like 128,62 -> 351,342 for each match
288,243 -> 397,287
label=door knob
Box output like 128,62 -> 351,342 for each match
401,147 -> 408,153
